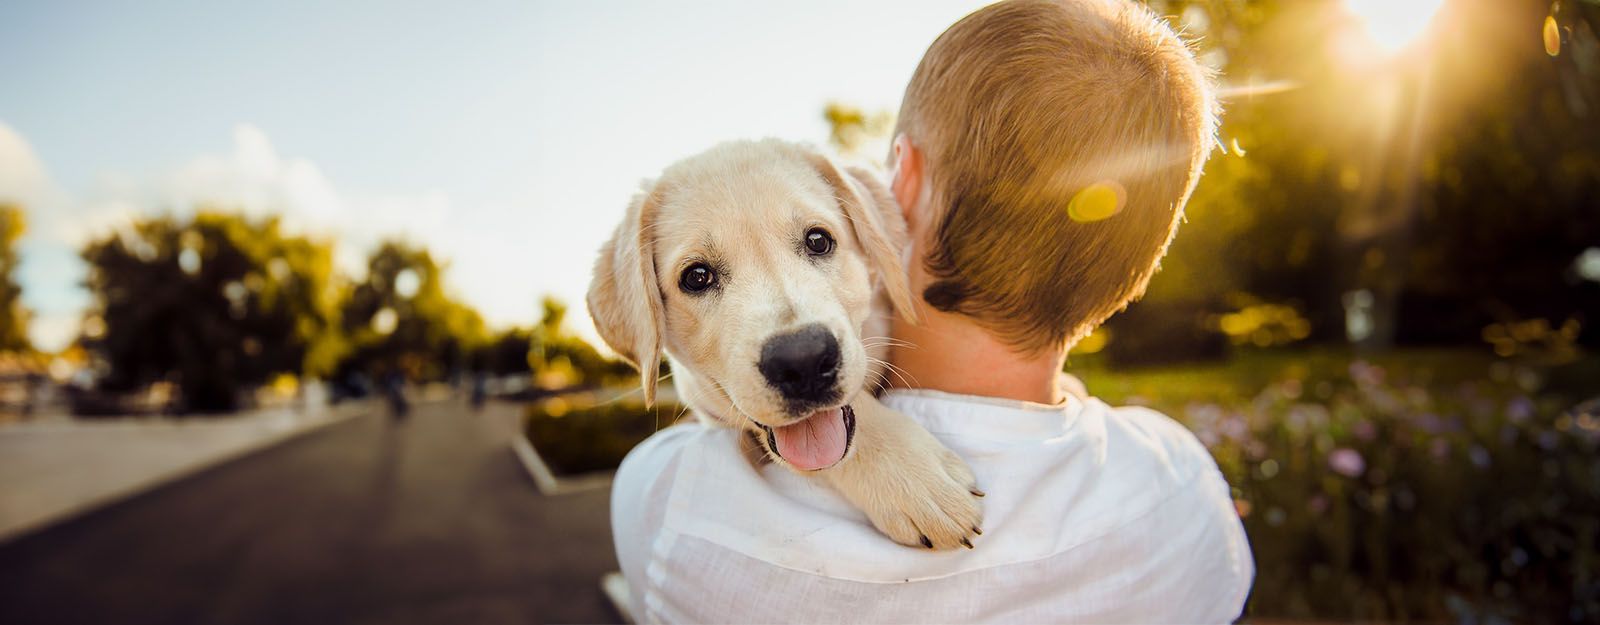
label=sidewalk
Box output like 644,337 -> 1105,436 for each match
0,401 -> 366,542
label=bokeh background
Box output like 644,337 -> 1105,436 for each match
1,0 -> 1597,623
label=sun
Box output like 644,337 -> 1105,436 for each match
1343,0 -> 1448,52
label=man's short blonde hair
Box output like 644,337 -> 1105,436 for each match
896,0 -> 1216,353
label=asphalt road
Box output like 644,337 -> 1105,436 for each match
0,400 -> 622,625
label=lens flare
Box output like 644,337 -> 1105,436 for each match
1544,15 -> 1561,56
1068,181 -> 1124,223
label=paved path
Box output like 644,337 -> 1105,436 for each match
0,402 -> 360,541
0,401 -> 622,625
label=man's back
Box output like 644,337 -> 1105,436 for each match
612,389 -> 1254,623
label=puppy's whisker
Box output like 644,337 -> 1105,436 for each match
861,335 -> 917,349
869,356 -> 919,389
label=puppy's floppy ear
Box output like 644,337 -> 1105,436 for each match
803,152 -> 919,323
587,185 -> 666,404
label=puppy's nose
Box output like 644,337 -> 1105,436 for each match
758,324 -> 841,402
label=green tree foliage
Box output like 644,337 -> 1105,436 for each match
0,204 -> 29,352
823,102 -> 895,163
473,327 -> 533,376
81,212 -> 346,412
528,296 -> 634,388
337,241 -> 487,381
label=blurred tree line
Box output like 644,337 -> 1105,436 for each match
828,0 -> 1600,367
0,203 -> 29,352
70,211 -> 617,413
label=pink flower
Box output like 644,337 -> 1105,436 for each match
1328,447 -> 1366,477
1430,437 -> 1451,460
1353,419 -> 1377,441
1306,494 -> 1330,516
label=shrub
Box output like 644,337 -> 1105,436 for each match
523,393 -> 685,475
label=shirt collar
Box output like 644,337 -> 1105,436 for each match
879,387 -> 1083,441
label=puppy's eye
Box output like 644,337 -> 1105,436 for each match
805,228 -> 834,256
679,263 -> 717,293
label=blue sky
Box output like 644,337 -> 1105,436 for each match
0,0 -> 992,351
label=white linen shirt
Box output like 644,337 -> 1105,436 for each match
611,388 -> 1254,624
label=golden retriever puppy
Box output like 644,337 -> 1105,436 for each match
589,139 -> 983,549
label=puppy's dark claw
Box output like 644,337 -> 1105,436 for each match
972,526 -> 983,536
970,488 -> 986,498
920,535 -> 933,549
961,538 -> 974,549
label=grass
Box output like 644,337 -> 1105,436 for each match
1069,346 -> 1599,417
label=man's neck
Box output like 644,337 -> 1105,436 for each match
887,308 -> 1066,405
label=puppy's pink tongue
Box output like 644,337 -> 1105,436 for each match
771,407 -> 848,470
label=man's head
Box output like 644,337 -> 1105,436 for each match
889,0 -> 1216,354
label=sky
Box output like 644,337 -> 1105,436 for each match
0,0 -> 993,352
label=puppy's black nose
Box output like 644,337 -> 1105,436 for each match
758,324 -> 841,402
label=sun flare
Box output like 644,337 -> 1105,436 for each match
1343,0 -> 1447,52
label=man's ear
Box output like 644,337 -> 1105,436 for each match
587,185 -> 666,404
889,133 -> 925,233
803,151 -> 919,324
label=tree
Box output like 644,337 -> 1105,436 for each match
0,204 -> 28,352
527,296 -> 633,388
1116,0 -> 1600,356
472,327 -> 533,376
337,241 -> 488,382
81,212 -> 346,412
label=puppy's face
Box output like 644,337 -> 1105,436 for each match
651,148 -> 876,430
589,140 -> 915,470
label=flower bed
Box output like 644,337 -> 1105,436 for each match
1077,349 -> 1600,622
522,392 -> 685,476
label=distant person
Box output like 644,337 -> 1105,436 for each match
470,373 -> 487,410
611,1 -> 1253,622
384,371 -> 409,419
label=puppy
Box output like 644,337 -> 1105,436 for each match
588,139 -> 982,549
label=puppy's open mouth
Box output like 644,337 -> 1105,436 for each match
757,405 -> 856,471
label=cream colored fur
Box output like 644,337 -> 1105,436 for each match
588,139 -> 982,549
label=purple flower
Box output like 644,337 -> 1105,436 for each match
1186,402 -> 1223,426
1348,360 -> 1385,386
1328,447 -> 1366,477
1538,430 -> 1560,451
1353,419 -> 1377,442
1220,415 -> 1249,441
1506,397 -> 1535,423
1468,444 -> 1491,469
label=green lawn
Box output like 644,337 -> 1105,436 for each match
1070,346 -> 1599,418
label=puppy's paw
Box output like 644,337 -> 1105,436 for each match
821,400 -> 984,550
861,444 -> 984,551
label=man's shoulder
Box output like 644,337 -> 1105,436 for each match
616,421 -> 740,489
1091,399 -> 1220,482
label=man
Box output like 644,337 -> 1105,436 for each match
611,1 -> 1253,621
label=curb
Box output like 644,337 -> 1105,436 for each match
510,433 -> 615,496
0,402 -> 367,544
601,570 -> 635,624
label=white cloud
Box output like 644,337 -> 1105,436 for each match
0,123 -> 50,199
